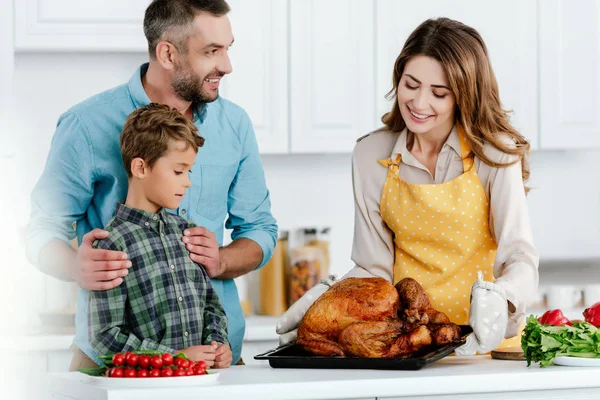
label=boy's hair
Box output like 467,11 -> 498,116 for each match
120,103 -> 205,177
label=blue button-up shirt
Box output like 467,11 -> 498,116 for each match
27,63 -> 278,364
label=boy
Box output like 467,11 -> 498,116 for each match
88,103 -> 232,368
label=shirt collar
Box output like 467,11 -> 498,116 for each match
114,202 -> 168,231
389,124 -> 462,164
127,63 -> 209,123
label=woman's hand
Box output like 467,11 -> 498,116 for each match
276,276 -> 337,345
455,272 -> 508,356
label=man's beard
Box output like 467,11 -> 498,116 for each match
172,61 -> 220,105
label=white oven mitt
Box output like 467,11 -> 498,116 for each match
454,271 -> 509,356
276,275 -> 337,346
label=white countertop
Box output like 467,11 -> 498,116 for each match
47,356 -> 600,400
3,315 -> 279,352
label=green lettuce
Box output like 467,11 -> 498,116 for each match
522,315 -> 600,367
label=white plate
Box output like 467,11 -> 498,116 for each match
85,371 -> 220,388
554,357 -> 600,367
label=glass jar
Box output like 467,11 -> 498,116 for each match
258,231 -> 288,316
288,246 -> 323,306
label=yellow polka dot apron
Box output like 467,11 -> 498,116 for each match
378,125 -> 519,348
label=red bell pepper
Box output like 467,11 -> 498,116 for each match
538,309 -> 570,326
583,302 -> 600,327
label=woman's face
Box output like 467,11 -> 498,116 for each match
397,55 -> 456,137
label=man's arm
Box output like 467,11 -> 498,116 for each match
224,111 -> 278,272
27,112 -> 130,289
183,110 -> 277,279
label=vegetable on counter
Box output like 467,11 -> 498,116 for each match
583,302 -> 600,327
537,309 -> 572,326
78,350 -> 209,378
522,315 -> 600,367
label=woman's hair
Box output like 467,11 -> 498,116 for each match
381,17 -> 530,190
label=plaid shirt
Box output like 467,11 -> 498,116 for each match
88,203 -> 228,356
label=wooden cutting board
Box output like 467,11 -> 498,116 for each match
490,347 -> 526,361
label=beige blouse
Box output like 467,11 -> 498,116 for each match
342,125 -> 539,336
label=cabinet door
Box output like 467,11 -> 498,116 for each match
290,0 -> 377,153
222,0 -> 289,154
15,0 -> 149,51
376,0 -> 538,149
539,0 -> 600,149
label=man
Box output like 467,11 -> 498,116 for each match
27,0 -> 277,369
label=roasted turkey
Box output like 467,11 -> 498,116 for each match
296,277 -> 461,358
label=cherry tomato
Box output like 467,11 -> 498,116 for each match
138,355 -> 150,368
174,358 -> 184,368
193,366 -> 206,375
126,353 -> 139,367
186,368 -> 195,376
149,368 -> 161,378
109,368 -> 124,378
161,368 -> 174,377
179,359 -> 190,369
150,355 -> 163,369
136,369 -> 149,378
124,369 -> 137,378
111,353 -> 125,367
162,353 -> 174,366
195,360 -> 207,370
174,368 -> 186,377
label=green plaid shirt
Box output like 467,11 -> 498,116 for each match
89,203 -> 228,356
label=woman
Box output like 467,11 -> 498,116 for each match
277,17 -> 538,355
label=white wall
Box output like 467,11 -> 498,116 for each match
11,53 -> 600,322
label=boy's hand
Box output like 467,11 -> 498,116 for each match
76,229 -> 132,291
182,227 -> 224,277
213,342 -> 233,368
179,343 -> 218,367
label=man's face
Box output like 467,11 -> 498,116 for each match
172,13 -> 234,104
144,140 -> 197,211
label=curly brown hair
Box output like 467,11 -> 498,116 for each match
381,17 -> 531,192
120,103 -> 205,177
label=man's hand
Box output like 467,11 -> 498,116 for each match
183,227 -> 223,278
179,343 -> 218,367
213,342 -> 233,368
75,229 -> 131,291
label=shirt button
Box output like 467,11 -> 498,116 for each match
170,265 -> 175,271
152,216 -> 157,220
178,296 -> 183,302
144,222 -> 149,227
181,209 -> 186,215
184,331 -> 189,337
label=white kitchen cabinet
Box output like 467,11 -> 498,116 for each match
376,0 -> 539,150
289,0 -> 377,153
221,0 -> 289,154
14,0 -> 150,52
539,0 -> 600,149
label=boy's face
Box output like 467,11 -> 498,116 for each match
144,140 -> 197,211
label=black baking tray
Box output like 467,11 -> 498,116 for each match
255,325 -> 472,371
